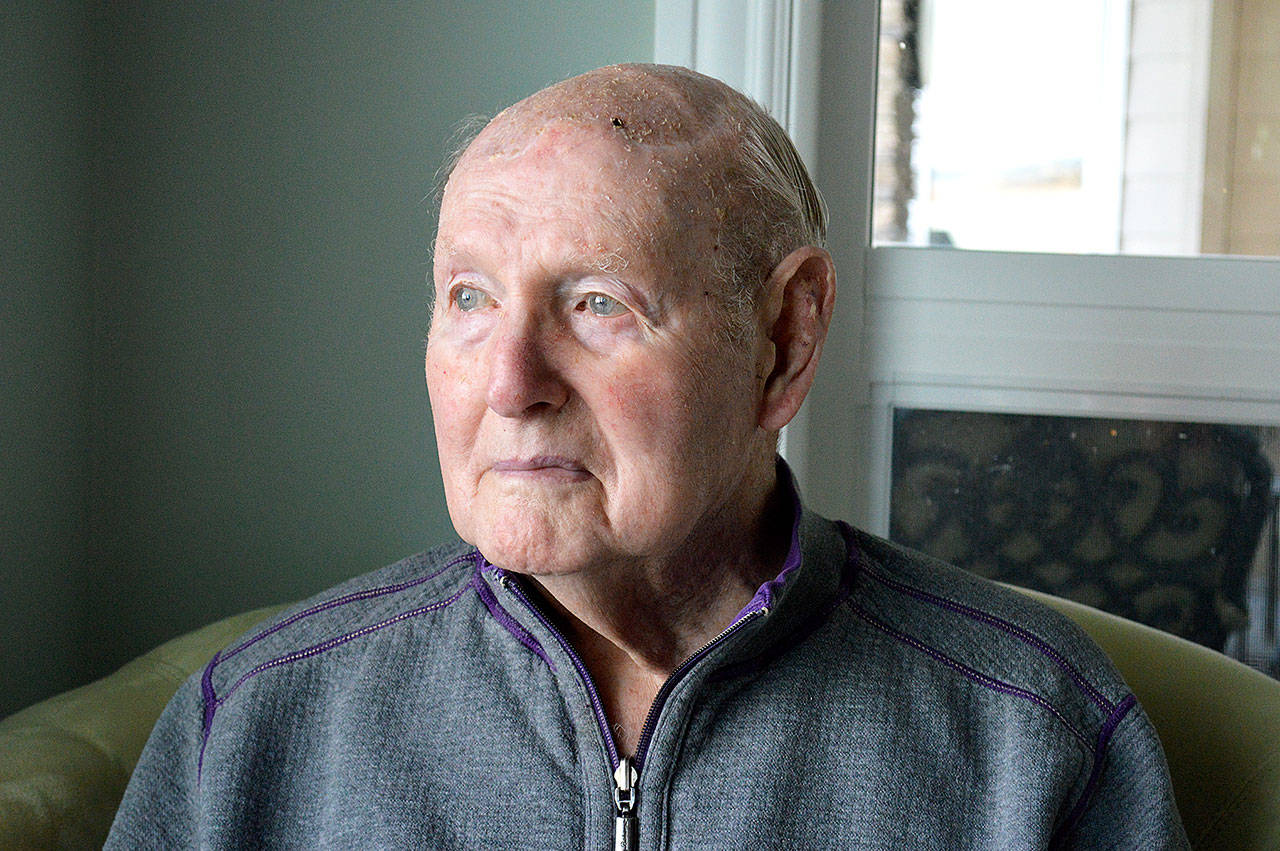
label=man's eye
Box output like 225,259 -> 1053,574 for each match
582,293 -> 628,317
452,286 -> 490,312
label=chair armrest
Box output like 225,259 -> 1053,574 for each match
1014,585 -> 1280,850
0,605 -> 285,849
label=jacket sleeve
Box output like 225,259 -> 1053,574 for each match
104,672 -> 205,849
1061,699 -> 1190,850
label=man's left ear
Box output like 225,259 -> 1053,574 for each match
756,245 -> 837,431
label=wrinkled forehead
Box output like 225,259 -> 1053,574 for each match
439,66 -> 739,269
437,124 -> 679,269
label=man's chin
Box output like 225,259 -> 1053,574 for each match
460,489 -> 610,570
472,525 -> 601,578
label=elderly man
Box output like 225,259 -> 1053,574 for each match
108,64 -> 1187,849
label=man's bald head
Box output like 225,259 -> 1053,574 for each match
438,64 -> 826,332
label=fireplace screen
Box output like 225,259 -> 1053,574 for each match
889,409 -> 1280,674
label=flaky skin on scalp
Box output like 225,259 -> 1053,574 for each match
436,63 -> 826,327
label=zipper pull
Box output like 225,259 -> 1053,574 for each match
612,756 -> 638,851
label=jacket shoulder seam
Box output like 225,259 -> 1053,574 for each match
196,547 -> 480,780
212,548 -> 478,671
857,554 -> 1115,715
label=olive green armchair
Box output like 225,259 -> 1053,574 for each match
0,606 -> 284,849
2,591 -> 1279,849
1016,587 -> 1280,849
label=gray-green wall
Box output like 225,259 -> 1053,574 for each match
3,1 -> 653,717
2,4 -> 92,715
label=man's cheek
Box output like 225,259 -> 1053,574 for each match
605,367 -> 679,427
427,358 -> 485,428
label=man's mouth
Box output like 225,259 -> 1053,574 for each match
491,456 -> 591,481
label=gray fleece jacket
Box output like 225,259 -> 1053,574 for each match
107,496 -> 1188,849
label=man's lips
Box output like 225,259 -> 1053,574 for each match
490,456 -> 591,480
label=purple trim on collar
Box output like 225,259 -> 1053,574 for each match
737,461 -> 805,617
1052,694 -> 1138,846
483,562 -> 623,771
708,526 -> 861,685
470,566 -> 555,671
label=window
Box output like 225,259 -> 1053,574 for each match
875,0 -> 1280,257
655,0 -> 1280,522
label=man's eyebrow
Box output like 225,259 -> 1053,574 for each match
586,249 -> 629,276
432,234 -> 458,258
431,235 -> 486,273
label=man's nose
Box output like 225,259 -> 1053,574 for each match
483,314 -> 570,417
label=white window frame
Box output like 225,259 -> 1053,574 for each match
656,0 -> 1280,532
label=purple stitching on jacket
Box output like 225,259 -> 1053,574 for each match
848,599 -> 1092,746
197,650 -> 221,779
853,538 -> 1114,714
197,572 -> 474,782
215,551 -> 474,666
470,567 -> 555,671
1051,694 -> 1138,847
218,587 -> 470,706
484,563 -> 623,771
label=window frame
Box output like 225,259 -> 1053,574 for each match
656,0 -> 1280,530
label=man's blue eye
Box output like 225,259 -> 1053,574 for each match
584,293 -> 627,317
453,286 -> 487,312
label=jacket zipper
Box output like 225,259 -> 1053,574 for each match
629,606 -> 768,765
497,570 -> 768,851
613,756 -> 638,851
